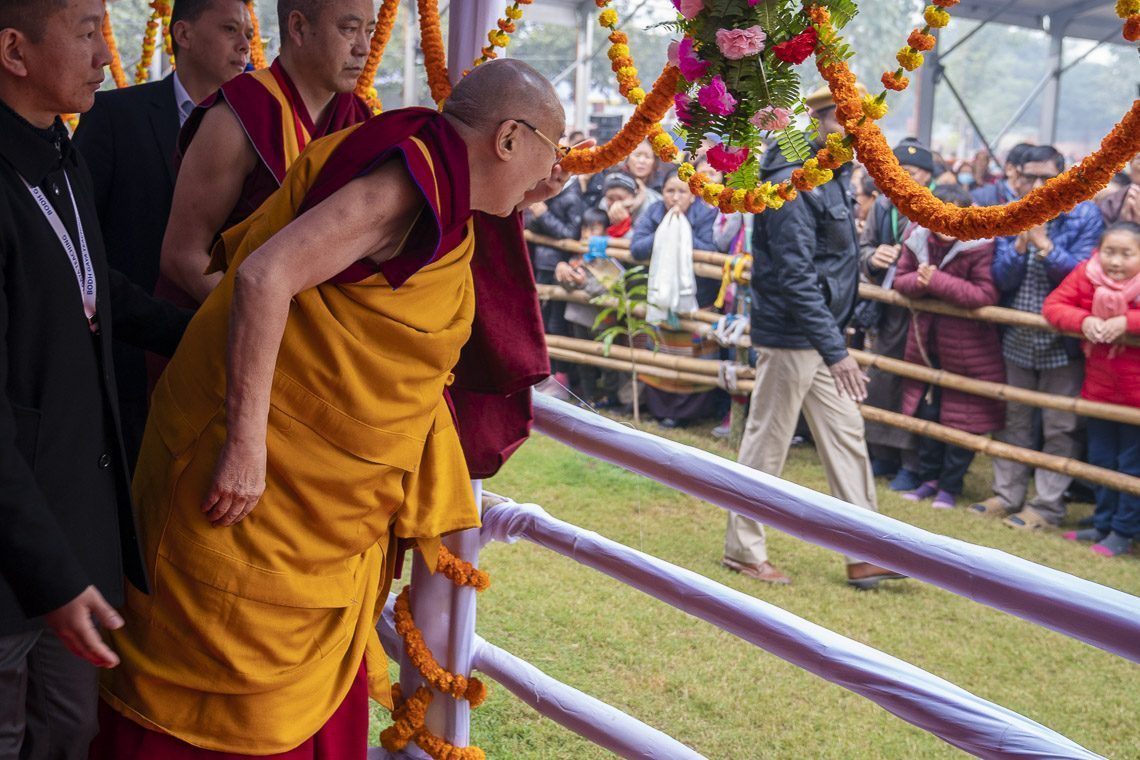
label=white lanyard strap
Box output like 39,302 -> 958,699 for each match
22,173 -> 98,331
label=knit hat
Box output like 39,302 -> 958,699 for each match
603,171 -> 638,194
893,139 -> 934,173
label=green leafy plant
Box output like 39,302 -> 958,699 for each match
591,266 -> 658,426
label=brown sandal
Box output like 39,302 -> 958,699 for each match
1003,509 -> 1054,531
969,496 -> 1012,518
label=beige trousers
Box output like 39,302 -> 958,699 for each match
724,347 -> 878,566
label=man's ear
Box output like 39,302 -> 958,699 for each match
286,9 -> 308,47
495,120 -> 519,161
0,29 -> 31,79
171,20 -> 191,54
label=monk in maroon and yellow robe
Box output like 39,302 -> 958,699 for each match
93,60 -> 562,758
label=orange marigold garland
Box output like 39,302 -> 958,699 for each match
248,4 -> 268,70
161,2 -> 175,66
561,64 -> 680,174
880,0 -> 958,93
474,0 -> 533,69
418,0 -> 452,105
811,6 -> 1140,240
355,0 -> 401,113
1117,0 -> 1140,41
103,9 -> 128,89
381,546 -> 489,760
597,0 -> 646,106
134,0 -> 170,84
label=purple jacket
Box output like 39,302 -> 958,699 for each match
894,228 -> 1006,434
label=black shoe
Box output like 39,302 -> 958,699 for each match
657,417 -> 680,429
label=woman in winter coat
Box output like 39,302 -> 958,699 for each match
1044,222 -> 1140,558
893,184 -> 1005,509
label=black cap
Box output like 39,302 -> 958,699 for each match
893,139 -> 934,173
603,171 -> 638,194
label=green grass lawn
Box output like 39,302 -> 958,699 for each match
371,418 -> 1140,758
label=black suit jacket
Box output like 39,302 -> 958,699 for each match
73,76 -> 181,461
0,100 -> 187,636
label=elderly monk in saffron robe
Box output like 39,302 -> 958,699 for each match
94,60 -> 566,757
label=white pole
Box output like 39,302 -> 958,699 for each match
402,481 -> 484,749
574,5 -> 593,134
402,0 -> 418,107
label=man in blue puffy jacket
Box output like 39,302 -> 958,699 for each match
970,144 -> 1104,530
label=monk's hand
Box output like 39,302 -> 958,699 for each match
202,438 -> 267,527
44,585 -> 123,668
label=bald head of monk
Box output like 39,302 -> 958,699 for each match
443,59 -> 566,218
278,0 -> 373,94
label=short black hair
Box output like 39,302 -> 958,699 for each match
932,182 -> 972,208
1112,171 -> 1131,186
581,207 -> 608,230
1104,221 -> 1140,245
0,0 -> 69,42
1020,144 -> 1064,172
171,0 -> 251,56
1005,143 -> 1033,168
859,173 -> 877,197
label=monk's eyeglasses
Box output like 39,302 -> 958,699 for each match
511,119 -> 571,163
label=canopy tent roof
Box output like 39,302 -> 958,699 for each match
953,0 -> 1133,45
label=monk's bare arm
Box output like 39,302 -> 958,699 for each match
202,161 -> 424,526
159,104 -> 257,303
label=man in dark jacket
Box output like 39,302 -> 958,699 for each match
971,144 -> 1104,530
722,86 -> 903,589
0,2 -> 187,756
72,0 -> 252,464
856,139 -> 934,488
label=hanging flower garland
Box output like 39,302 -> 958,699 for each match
248,4 -> 268,69
1119,0 -> 1140,41
134,0 -> 170,84
560,64 -> 681,173
592,0 -> 678,165
417,0 -> 452,105
473,0 -> 533,69
355,0 -> 401,113
161,2 -> 175,66
103,9 -> 129,89
810,5 -> 1140,239
879,0 -> 957,92
379,546 -> 490,760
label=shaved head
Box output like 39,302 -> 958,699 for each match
0,0 -> 69,41
444,59 -> 562,136
277,0 -> 321,32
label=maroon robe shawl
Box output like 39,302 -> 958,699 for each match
296,108 -> 549,478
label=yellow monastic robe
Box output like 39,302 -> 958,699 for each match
101,120 -> 480,754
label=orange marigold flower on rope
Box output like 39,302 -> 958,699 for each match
611,56 -> 634,72
609,30 -> 628,44
932,0 -> 960,6
248,5 -> 268,69
923,5 -> 951,27
805,5 -> 831,24
418,0 -> 451,104
896,47 -> 925,71
1125,15 -> 1140,41
813,10 -> 1140,240
355,0 -> 400,109
498,19 -> 516,33
882,70 -> 910,91
908,29 -> 936,51
102,12 -> 128,89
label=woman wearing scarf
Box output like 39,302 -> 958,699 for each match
1044,222 -> 1140,557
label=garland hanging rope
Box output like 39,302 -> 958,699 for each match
355,0 -> 401,113
134,0 -> 169,84
417,0 -> 452,105
809,4 -> 1140,239
471,0 -> 533,71
102,8 -> 128,89
380,546 -> 490,760
248,3 -> 268,70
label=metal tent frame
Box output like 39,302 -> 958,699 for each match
913,0 -> 1135,155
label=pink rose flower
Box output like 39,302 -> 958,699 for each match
674,93 -> 694,124
677,37 -> 710,81
697,75 -> 736,116
749,105 -> 794,131
707,143 -> 750,173
677,0 -> 704,19
715,25 -> 767,60
667,40 -> 680,67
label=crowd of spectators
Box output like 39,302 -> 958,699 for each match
529,108 -> 1140,576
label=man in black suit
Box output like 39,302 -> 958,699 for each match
0,1 -> 188,756
73,0 -> 252,462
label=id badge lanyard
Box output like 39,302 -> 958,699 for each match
22,173 -> 98,332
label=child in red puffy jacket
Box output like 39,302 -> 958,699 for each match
1042,222 -> 1140,557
